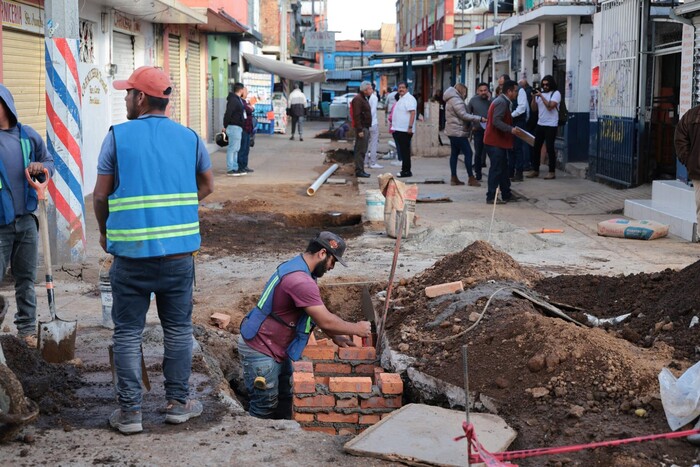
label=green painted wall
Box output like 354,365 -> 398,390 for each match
208,35 -> 229,99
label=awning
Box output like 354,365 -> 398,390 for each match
352,59 -> 434,71
495,5 -> 596,34
242,53 -> 326,83
193,8 -> 262,41
368,46 -> 499,61
110,0 -> 206,24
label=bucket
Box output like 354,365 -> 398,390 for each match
365,190 -> 385,222
99,271 -> 113,329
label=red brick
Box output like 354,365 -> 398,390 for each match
302,345 -> 336,360
293,360 -> 314,373
354,364 -> 376,375
373,367 -> 385,384
315,376 -> 330,386
329,376 -> 372,393
335,396 -> 359,408
307,333 -> 317,346
425,280 -> 464,298
317,412 -> 359,423
359,414 -> 381,424
338,427 -> 357,436
360,396 -> 402,409
303,426 -> 336,435
315,362 -> 352,374
293,372 -> 316,394
293,395 -> 335,408
210,312 -> 230,329
338,347 -> 376,361
352,335 -> 363,346
378,373 -> 403,395
315,338 -> 337,347
293,412 -> 315,422
381,413 -> 393,419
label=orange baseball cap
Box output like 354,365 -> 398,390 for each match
113,66 -> 172,98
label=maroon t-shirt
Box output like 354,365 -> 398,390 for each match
246,271 -> 323,362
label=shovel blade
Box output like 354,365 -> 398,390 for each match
38,317 -> 77,363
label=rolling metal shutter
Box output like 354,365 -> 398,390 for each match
694,24 -> 700,106
168,35 -> 182,123
187,40 -> 202,135
2,30 -> 46,137
111,32 -> 134,125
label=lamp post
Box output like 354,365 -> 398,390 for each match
360,29 -> 365,69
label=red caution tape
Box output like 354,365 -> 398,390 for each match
458,420 -> 700,464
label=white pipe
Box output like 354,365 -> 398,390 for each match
307,163 -> 339,196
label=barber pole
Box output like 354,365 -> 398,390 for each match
45,37 -> 86,262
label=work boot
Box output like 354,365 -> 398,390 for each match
512,171 -> 524,182
544,172 -> 556,180
525,171 -> 539,178
300,137 -> 304,141
109,409 -> 143,434
165,399 -> 203,424
22,335 -> 37,348
289,136 -> 294,141
450,176 -> 465,186
467,176 -> 481,187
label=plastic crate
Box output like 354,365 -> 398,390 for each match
256,120 -> 274,134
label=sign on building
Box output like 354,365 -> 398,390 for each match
305,31 -> 336,53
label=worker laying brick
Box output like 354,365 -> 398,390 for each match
238,232 -> 371,419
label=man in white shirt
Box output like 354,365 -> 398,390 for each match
527,75 -> 561,179
365,84 -> 382,169
390,82 -> 417,178
510,78 -> 533,181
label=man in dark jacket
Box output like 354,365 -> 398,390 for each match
675,105 -> 700,231
223,83 -> 246,176
0,84 -> 54,348
351,81 -> 373,178
467,83 -> 492,181
484,80 -> 522,204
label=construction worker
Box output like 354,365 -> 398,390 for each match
238,232 -> 371,419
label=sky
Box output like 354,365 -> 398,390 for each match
326,0 -> 396,40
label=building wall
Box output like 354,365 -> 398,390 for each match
397,0 -> 454,50
261,0 -> 281,49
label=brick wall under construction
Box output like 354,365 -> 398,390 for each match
292,335 -> 404,435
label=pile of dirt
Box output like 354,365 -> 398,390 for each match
406,240 -> 542,288
0,335 -> 83,414
324,148 -> 354,164
535,264 -> 700,362
382,241 -> 698,465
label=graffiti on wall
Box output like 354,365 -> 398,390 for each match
599,32 -> 636,117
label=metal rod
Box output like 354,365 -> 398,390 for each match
463,344 -> 470,467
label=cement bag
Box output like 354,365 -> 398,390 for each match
597,219 -> 669,240
378,174 -> 418,239
659,361 -> 700,430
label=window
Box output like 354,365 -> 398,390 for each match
79,20 -> 95,63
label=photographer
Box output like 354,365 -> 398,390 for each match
527,75 -> 560,180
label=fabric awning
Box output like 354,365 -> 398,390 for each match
242,53 -> 326,83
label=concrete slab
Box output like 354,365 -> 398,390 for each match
344,403 -> 516,466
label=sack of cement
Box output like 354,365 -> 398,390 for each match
378,174 -> 418,239
659,361 -> 700,430
597,218 -> 669,240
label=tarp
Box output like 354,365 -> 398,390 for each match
242,53 -> 326,83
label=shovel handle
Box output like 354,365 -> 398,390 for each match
25,168 -> 49,201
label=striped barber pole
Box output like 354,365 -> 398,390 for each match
45,37 -> 86,262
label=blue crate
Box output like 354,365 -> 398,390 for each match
256,121 -> 274,134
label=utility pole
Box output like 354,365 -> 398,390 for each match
360,30 -> 365,71
44,0 -> 86,263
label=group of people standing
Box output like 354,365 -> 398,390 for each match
223,83 -> 257,177
442,73 -> 562,203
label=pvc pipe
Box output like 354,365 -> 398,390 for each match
307,163 -> 339,196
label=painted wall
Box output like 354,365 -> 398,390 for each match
208,34 -> 230,135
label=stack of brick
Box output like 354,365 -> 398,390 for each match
292,336 -> 404,435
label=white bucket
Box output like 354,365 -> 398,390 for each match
99,272 -> 113,329
365,189 -> 385,222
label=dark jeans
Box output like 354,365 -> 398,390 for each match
111,255 -> 195,411
448,136 -> 474,178
0,214 -> 38,336
473,130 -> 486,180
485,145 -> 512,202
509,120 -> 531,176
393,131 -> 413,174
532,125 -> 557,173
238,336 -> 293,419
290,116 -> 303,136
238,131 -> 251,170
354,127 -> 369,174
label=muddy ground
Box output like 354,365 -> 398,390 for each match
2,137 -> 700,466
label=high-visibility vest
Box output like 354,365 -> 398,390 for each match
0,124 -> 37,225
107,116 -> 201,258
240,254 -> 316,361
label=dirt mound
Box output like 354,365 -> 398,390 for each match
1,335 -> 83,414
408,240 -> 542,288
535,263 -> 700,361
324,148 -> 354,164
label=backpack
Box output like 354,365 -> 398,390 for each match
558,94 -> 568,127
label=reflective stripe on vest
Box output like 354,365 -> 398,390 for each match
106,221 -> 200,242
108,193 -> 199,212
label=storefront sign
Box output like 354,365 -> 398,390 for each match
81,68 -> 108,105
305,31 -> 335,53
493,37 -> 511,62
1,0 -> 44,34
113,10 -> 140,34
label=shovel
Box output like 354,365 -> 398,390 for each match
26,168 -> 77,363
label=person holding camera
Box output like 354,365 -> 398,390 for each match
527,75 -> 560,180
